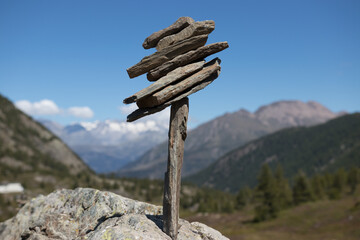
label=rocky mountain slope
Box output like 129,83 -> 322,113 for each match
40,116 -> 168,173
0,94 -> 231,223
0,94 -> 106,220
187,113 -> 360,193
0,94 -> 91,178
118,100 -> 342,179
0,188 -> 229,240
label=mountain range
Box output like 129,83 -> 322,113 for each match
117,100 -> 343,179
0,94 -> 229,222
186,113 -> 360,193
1,93 -> 359,240
40,117 -> 169,173
0,94 -> 168,220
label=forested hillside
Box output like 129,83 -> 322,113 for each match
118,100 -> 340,179
187,113 -> 360,192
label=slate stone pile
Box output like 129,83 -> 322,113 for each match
124,17 -> 229,122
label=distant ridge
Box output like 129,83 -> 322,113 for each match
186,113 -> 360,193
0,94 -> 91,176
40,118 -> 168,173
117,100 -> 343,179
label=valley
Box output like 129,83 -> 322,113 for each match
1,93 -> 359,240
185,195 -> 360,240
187,113 -> 360,192
118,100 -> 343,179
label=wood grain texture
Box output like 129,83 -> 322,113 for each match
142,17 -> 194,49
147,41 -> 228,81
163,97 -> 189,240
123,61 -> 205,104
137,59 -> 220,108
127,35 -> 208,78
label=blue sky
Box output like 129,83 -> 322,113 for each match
1,0 -> 359,127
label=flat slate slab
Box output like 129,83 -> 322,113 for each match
127,59 -> 221,122
147,41 -> 228,81
123,61 -> 205,104
142,17 -> 194,49
156,20 -> 215,51
127,34 -> 208,78
137,58 -> 221,108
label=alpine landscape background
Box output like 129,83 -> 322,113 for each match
1,1 -> 359,239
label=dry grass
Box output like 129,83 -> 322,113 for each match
184,195 -> 360,240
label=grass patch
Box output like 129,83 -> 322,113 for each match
185,195 -> 360,240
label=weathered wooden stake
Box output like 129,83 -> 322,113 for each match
163,97 -> 189,240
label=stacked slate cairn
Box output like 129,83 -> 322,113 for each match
124,17 -> 228,240
124,16 -> 229,122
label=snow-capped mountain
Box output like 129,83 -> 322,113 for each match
40,116 -> 169,173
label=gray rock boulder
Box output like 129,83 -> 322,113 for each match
0,188 -> 229,240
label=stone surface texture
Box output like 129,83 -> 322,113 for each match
147,42 -> 229,81
143,17 -> 195,49
0,188 -> 229,240
127,60 -> 221,122
156,20 -> 215,51
127,35 -> 208,78
123,61 -> 205,104
137,59 -> 221,108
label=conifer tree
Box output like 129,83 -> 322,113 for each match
320,172 -> 334,197
254,164 -> 280,221
328,168 -> 347,199
311,174 -> 326,199
222,199 -> 235,213
274,164 -> 293,209
236,186 -> 252,209
293,170 -> 315,205
348,167 -> 360,194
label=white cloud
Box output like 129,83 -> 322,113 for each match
68,107 -> 94,118
107,120 -> 160,133
15,99 -> 94,119
15,99 -> 61,115
119,103 -> 170,128
141,107 -> 170,128
96,103 -> 170,139
80,121 -> 100,131
119,104 -> 137,115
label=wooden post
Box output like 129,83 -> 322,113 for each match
163,97 -> 189,240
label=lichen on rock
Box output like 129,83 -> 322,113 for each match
0,188 -> 228,240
